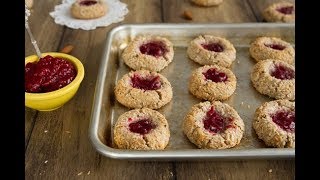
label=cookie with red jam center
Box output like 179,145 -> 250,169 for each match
183,101 -> 244,149
122,35 -> 174,72
187,35 -> 236,68
263,2 -> 295,23
249,37 -> 295,64
251,59 -> 295,100
189,65 -> 237,101
114,70 -> 173,109
114,108 -> 170,150
253,99 -> 295,148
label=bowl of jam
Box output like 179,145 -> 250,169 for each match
25,52 -> 85,111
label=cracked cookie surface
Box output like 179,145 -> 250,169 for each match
183,101 -> 244,149
114,70 -> 173,109
188,65 -> 236,101
251,59 -> 295,100
113,108 -> 170,150
187,35 -> 236,68
122,35 -> 174,72
253,99 -> 295,148
249,37 -> 295,64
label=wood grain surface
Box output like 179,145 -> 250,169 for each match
25,0 -> 295,179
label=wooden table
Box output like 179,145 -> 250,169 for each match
25,0 -> 295,179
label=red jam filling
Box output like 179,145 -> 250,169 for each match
79,0 -> 97,6
203,107 -> 234,134
201,43 -> 224,52
139,41 -> 167,57
271,110 -> 295,132
129,119 -> 156,135
25,55 -> 77,93
265,44 -> 286,50
203,68 -> 228,82
276,6 -> 294,15
271,65 -> 295,80
131,74 -> 161,90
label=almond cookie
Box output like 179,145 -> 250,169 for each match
189,65 -> 236,101
191,0 -> 223,6
263,2 -> 295,23
187,35 -> 236,68
253,99 -> 295,148
113,108 -> 170,150
251,59 -> 295,100
249,37 -> 295,64
122,35 -> 174,72
183,101 -> 244,149
114,70 -> 173,109
70,0 -> 108,19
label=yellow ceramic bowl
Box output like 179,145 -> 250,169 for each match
25,52 -> 85,111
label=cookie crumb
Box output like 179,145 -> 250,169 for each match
237,60 -> 240,64
268,169 -> 272,173
247,105 -> 251,109
44,130 -> 48,133
44,160 -> 48,164
183,10 -> 193,20
77,172 -> 83,176
65,131 -> 71,134
241,102 -> 244,106
169,171 -> 173,176
87,171 -> 91,175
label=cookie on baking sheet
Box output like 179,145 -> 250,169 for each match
113,108 -> 170,150
251,59 -> 295,100
122,35 -> 174,72
70,0 -> 108,19
263,2 -> 295,23
187,35 -> 236,68
249,37 -> 295,64
114,70 -> 173,109
188,65 -> 236,101
191,0 -> 223,6
253,99 -> 295,148
183,101 -> 244,149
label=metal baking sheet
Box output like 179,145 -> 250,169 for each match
89,23 -> 295,160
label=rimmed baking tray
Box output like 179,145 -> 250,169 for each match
89,23 -> 295,160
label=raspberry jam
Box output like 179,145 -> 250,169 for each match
203,106 -> 234,134
202,43 -> 224,52
265,44 -> 286,50
203,68 -> 228,82
139,42 -> 167,57
79,0 -> 97,6
271,65 -> 295,80
129,119 -> 156,135
131,74 -> 161,90
25,55 -> 77,93
271,110 -> 295,132
276,6 -> 294,15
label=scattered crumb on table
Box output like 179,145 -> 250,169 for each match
77,172 -> 83,176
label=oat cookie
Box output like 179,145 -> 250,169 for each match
251,59 -> 295,100
122,35 -> 174,72
114,70 -> 173,109
187,35 -> 236,68
70,0 -> 108,19
263,2 -> 295,23
253,99 -> 295,148
183,101 -> 244,149
189,65 -> 236,101
249,37 -> 295,64
191,0 -> 223,6
113,108 -> 170,150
